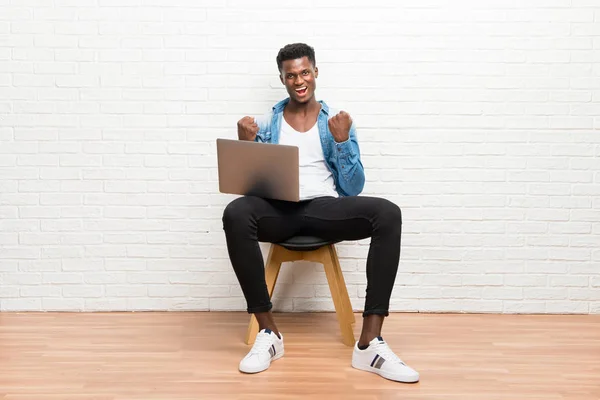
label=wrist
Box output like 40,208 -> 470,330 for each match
333,134 -> 349,143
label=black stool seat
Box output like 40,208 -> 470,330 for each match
276,236 -> 338,252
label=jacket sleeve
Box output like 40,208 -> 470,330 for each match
253,112 -> 272,143
332,122 -> 365,196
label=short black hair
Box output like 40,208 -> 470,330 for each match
276,43 -> 316,72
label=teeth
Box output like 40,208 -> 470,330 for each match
295,87 -> 307,92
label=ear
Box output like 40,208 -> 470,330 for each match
279,73 -> 284,85
314,66 -> 318,78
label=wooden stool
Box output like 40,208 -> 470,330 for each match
245,236 -> 356,347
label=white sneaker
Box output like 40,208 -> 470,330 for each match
351,336 -> 419,383
239,329 -> 284,374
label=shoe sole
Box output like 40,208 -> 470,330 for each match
239,351 -> 284,374
351,360 -> 419,383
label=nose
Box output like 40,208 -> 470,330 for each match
294,75 -> 305,86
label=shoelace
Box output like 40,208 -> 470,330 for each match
249,332 -> 274,355
373,340 -> 406,365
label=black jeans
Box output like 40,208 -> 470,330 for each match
222,195 -> 402,318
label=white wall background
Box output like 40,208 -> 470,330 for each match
1,0 -> 599,313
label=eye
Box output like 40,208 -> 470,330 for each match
287,74 -> 293,79
302,70 -> 309,75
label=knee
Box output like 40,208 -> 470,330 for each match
376,199 -> 402,229
222,196 -> 256,231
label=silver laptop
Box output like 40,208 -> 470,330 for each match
216,138 -> 300,202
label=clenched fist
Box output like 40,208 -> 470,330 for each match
328,111 -> 352,143
237,116 -> 259,141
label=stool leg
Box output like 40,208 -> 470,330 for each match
328,245 -> 356,326
245,245 -> 283,345
322,246 -> 356,347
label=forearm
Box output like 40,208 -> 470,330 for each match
334,135 -> 365,196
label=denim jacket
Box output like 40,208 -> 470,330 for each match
254,98 -> 365,197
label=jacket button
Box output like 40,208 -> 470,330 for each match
337,147 -> 341,151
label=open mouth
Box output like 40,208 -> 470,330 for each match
295,87 -> 308,96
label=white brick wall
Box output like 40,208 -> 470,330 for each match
1,0 -> 599,314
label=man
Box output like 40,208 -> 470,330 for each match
222,43 -> 419,383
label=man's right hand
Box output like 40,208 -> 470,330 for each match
237,116 -> 259,141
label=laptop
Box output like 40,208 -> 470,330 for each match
216,138 -> 300,202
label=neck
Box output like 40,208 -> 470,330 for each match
285,97 -> 319,115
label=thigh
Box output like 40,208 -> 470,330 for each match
223,196 -> 303,243
299,196 -> 398,241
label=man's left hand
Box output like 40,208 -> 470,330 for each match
328,111 -> 352,143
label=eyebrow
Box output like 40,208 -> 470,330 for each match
285,69 -> 309,76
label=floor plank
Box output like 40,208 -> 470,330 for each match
0,312 -> 599,399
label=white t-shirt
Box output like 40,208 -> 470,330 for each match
278,117 -> 338,201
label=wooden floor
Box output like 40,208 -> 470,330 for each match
0,312 -> 599,400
